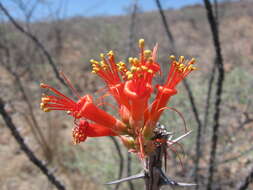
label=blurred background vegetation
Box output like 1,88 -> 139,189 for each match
0,0 -> 253,189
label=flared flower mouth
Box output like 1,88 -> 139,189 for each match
72,120 -> 117,144
40,39 -> 196,158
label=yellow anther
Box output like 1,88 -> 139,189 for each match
139,39 -> 145,49
107,50 -> 114,57
127,74 -> 133,79
141,66 -> 148,70
43,108 -> 50,112
93,67 -> 100,72
90,59 -> 99,64
188,58 -> 196,65
91,70 -> 97,74
136,67 -> 141,71
131,66 -> 137,72
126,71 -> 132,75
179,56 -> 185,63
169,55 -> 176,60
100,62 -> 107,68
118,61 -> 125,66
100,53 -> 105,59
188,65 -> 197,71
147,69 -> 153,74
118,66 -> 123,71
133,58 -> 139,65
144,50 -> 152,57
40,103 -> 45,109
128,57 -> 134,64
41,97 -> 50,102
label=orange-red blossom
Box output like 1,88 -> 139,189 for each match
40,39 -> 196,158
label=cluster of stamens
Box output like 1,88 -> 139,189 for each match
169,55 -> 197,73
163,55 -> 197,89
40,95 -> 51,112
90,39 -> 160,83
72,121 -> 88,144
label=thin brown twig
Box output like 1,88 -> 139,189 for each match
0,2 -> 67,87
195,3 -> 220,184
154,2 -> 203,186
0,98 -> 65,190
203,0 -> 225,189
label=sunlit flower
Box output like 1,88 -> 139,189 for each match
72,120 -> 116,144
40,39 -> 196,158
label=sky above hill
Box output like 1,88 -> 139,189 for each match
1,0 -> 204,20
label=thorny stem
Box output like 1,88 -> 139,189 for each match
154,4 -> 203,179
144,145 -> 164,190
203,0 -> 225,189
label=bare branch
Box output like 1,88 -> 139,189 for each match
0,98 -> 65,190
203,0 -> 225,189
154,1 -> 203,186
0,2 -> 67,87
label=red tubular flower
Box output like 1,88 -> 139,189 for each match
90,51 -> 130,109
72,120 -> 117,144
123,40 -> 160,128
40,83 -> 126,133
150,56 -> 196,124
40,39 -> 196,158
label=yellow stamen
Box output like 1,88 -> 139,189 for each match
179,56 -> 185,63
107,50 -> 114,57
129,57 -> 134,64
147,69 -> 153,74
169,55 -> 176,60
40,103 -> 45,109
43,108 -> 50,112
139,39 -> 145,49
131,66 -> 137,72
100,53 -> 105,59
144,50 -> 151,58
188,58 -> 196,65
141,66 -> 148,70
127,74 -> 133,79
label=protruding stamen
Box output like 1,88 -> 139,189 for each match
139,39 -> 145,49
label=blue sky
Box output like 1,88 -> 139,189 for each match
1,0 -> 204,20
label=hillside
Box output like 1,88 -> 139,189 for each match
0,0 -> 253,189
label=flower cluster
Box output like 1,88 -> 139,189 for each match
40,39 -> 196,158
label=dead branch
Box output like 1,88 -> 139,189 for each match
203,0 -> 225,189
0,98 -> 65,190
154,1 -> 203,186
0,2 -> 67,87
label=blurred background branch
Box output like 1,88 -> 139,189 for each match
0,98 -> 65,190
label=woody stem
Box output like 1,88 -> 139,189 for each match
144,145 -> 165,190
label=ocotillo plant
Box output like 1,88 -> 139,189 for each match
40,39 -> 196,190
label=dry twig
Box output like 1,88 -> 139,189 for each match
0,98 -> 65,190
